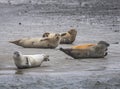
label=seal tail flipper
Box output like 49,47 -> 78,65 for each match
9,40 -> 20,45
59,48 -> 70,55
59,48 -> 74,57
59,48 -> 80,59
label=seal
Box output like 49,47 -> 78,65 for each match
59,41 -> 110,59
60,29 -> 77,44
13,51 -> 50,69
9,34 -> 61,48
42,29 -> 77,44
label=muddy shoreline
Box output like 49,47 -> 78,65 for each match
0,1 -> 120,89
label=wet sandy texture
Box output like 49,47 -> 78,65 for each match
0,1 -> 120,89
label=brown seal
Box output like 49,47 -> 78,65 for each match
42,29 -> 77,44
60,41 -> 110,59
9,34 -> 61,48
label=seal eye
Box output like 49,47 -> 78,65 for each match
14,51 -> 20,57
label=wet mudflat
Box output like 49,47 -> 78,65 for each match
0,2 -> 120,89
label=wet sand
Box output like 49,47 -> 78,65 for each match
0,2 -> 120,89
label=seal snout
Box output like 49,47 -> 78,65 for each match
55,34 -> 61,40
14,51 -> 20,57
43,55 -> 50,61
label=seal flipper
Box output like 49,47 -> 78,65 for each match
61,33 -> 67,36
59,48 -> 71,55
104,52 -> 108,56
9,39 -> 21,45
40,38 -> 50,41
59,48 -> 79,59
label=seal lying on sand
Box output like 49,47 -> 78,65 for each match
9,34 -> 61,48
42,29 -> 77,44
13,51 -> 50,69
60,41 -> 110,59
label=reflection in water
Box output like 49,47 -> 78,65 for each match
15,69 -> 24,75
87,66 -> 106,71
0,67 -> 16,75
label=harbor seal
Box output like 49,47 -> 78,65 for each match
42,29 -> 77,44
60,41 -> 110,59
13,51 -> 50,69
9,34 -> 61,48
60,29 -> 77,44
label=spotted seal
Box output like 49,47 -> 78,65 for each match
9,34 -> 61,48
42,29 -> 77,44
13,51 -> 50,69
